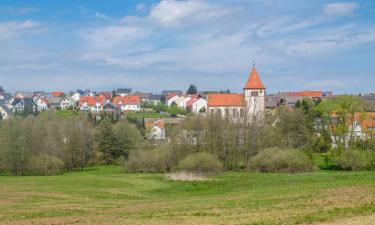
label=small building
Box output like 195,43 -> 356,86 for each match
116,88 -> 132,97
112,95 -> 141,112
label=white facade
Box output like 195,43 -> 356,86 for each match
35,98 -> 48,111
179,96 -> 192,109
209,106 -> 245,119
244,89 -> 265,120
167,95 -> 180,106
71,92 -> 81,101
192,98 -> 208,114
119,103 -> 140,111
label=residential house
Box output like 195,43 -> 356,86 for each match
60,97 -> 75,110
207,65 -> 266,122
112,95 -> 141,112
148,95 -> 162,105
51,92 -> 65,98
79,95 -> 106,113
191,98 -> 207,114
35,97 -> 49,111
150,120 -> 166,140
116,88 -> 132,97
103,102 -> 120,113
15,91 -> 34,99
70,91 -> 81,102
11,97 -> 36,113
144,118 -> 166,140
166,95 -> 180,106
162,90 -> 183,97
0,104 -> 12,120
49,96 -> 63,110
179,96 -> 193,108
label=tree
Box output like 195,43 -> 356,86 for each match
97,118 -> 117,164
186,84 -> 198,95
317,95 -> 365,149
113,121 -> 143,159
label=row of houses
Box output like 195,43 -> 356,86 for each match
166,94 -> 207,113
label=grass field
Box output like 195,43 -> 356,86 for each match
1,166 -> 375,225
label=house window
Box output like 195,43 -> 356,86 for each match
368,127 -> 375,131
225,108 -> 229,117
232,108 -> 236,118
240,108 -> 244,118
210,109 -> 214,114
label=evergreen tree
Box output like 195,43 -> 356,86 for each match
186,84 -> 198,95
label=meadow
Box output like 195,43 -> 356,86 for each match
1,165 -> 375,225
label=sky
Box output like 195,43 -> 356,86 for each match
0,0 -> 374,94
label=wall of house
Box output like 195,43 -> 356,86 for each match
208,106 -> 245,120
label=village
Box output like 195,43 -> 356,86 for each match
1,65 -> 375,142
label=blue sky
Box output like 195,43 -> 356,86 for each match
0,0 -> 374,94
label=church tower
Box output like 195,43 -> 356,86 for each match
243,64 -> 266,121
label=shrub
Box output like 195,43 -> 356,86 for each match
177,152 -> 223,174
332,149 -> 373,171
248,148 -> 315,173
28,154 -> 65,175
124,149 -> 169,173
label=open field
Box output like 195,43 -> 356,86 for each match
1,166 -> 375,225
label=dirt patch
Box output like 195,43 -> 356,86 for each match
310,186 -> 375,209
166,172 -> 210,181
312,214 -> 375,225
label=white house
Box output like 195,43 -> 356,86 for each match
192,98 -> 207,113
35,98 -> 49,111
149,120 -> 166,140
70,92 -> 81,102
179,96 -> 192,108
167,95 -> 180,106
113,96 -> 141,112
0,105 -> 12,120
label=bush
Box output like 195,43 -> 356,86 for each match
332,149 -> 374,171
28,154 -> 65,175
124,149 -> 169,173
248,148 -> 315,173
177,152 -> 223,174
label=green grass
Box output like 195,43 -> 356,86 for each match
1,166 -> 375,224
38,110 -> 78,118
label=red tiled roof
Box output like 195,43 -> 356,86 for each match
113,95 -> 140,105
79,96 -> 106,106
51,92 -> 64,97
186,96 -> 199,108
208,93 -> 245,107
98,92 -> 112,100
287,91 -> 322,98
244,66 -> 265,89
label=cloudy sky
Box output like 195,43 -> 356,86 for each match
0,0 -> 374,94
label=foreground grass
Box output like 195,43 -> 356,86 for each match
1,166 -> 375,224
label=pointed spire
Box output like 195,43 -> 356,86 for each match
243,64 -> 265,90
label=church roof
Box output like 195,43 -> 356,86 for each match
244,65 -> 265,90
207,93 -> 245,107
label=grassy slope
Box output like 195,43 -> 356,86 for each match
1,166 -> 375,225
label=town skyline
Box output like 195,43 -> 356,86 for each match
0,0 -> 374,94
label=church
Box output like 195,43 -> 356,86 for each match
207,65 -> 266,122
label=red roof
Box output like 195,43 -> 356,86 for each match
79,96 -> 106,107
51,92 -> 64,97
208,93 -> 245,107
244,66 -> 265,90
186,96 -> 199,108
287,91 -> 322,98
113,95 -> 140,105
98,92 -> 112,100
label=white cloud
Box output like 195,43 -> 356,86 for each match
95,12 -> 109,20
0,20 -> 40,40
324,2 -> 359,17
81,26 -> 150,50
150,0 -> 229,27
